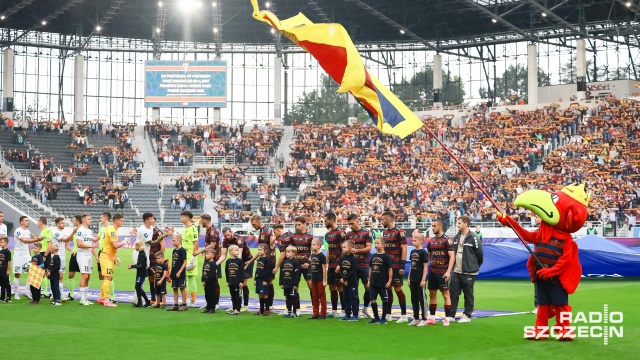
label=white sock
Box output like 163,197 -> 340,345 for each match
13,278 -> 19,294
80,287 -> 87,301
59,283 -> 64,297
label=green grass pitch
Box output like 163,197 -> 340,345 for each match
2,249 -> 637,359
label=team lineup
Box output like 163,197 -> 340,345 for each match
0,210 -> 483,325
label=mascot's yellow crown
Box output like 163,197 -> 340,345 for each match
560,183 -> 591,207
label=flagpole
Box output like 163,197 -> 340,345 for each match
421,124 -> 545,269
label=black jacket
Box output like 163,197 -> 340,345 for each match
452,231 -> 483,274
225,258 -> 244,286
130,251 -> 148,278
280,258 -> 301,288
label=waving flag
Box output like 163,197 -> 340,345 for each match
251,0 -> 423,139
27,263 -> 46,289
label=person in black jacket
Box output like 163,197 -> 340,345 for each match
47,244 -> 62,306
201,250 -> 219,314
339,240 -> 359,321
280,246 -> 301,318
451,216 -> 484,323
128,241 -> 151,308
254,244 -> 273,316
225,245 -> 244,315
29,243 -> 44,304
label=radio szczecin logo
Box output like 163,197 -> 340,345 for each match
524,305 -> 623,344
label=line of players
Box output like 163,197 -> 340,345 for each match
0,209 -> 472,324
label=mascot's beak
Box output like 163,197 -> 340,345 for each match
514,190 -> 560,226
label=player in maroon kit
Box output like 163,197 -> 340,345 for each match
346,214 -> 373,318
288,217 -> 314,311
272,223 -> 291,315
246,215 -> 276,311
381,211 -> 408,323
324,212 -> 346,317
425,219 -> 455,326
195,214 -> 221,309
220,227 -> 253,312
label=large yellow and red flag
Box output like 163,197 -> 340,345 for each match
251,0 -> 423,139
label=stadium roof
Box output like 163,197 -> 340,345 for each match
0,0 -> 638,50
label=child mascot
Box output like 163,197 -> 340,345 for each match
497,184 -> 589,340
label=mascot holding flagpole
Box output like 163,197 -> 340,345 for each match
497,184 -> 589,340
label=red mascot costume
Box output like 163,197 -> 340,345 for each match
497,183 -> 589,341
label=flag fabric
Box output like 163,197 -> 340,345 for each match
251,0 -> 424,139
27,263 -> 46,289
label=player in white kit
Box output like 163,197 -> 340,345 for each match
0,212 -> 7,238
76,214 -> 99,305
13,216 -> 42,300
48,217 -> 77,302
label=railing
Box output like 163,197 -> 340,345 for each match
0,151 -> 19,179
0,188 -> 44,220
244,166 -> 272,175
192,156 -> 236,166
158,166 -> 193,175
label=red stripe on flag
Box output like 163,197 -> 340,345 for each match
298,40 -> 348,85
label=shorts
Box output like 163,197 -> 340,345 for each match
13,254 -> 30,274
136,276 -> 146,285
170,275 -> 186,289
301,268 -> 312,283
50,256 -> 66,274
77,254 -> 93,274
536,280 -> 568,305
255,280 -> 268,295
244,262 -> 254,279
369,286 -> 389,302
155,283 -> 167,295
68,254 -> 80,273
99,256 -> 114,277
357,267 -> 369,285
391,268 -> 404,286
427,272 -> 449,291
268,257 -> 277,280
283,287 -> 298,298
327,268 -> 341,285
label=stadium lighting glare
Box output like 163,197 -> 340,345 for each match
212,2 -> 217,7
265,1 -> 271,8
158,1 -> 163,7
541,12 -> 547,17
0,15 -> 5,20
41,20 -> 47,26
491,18 -> 497,23
213,27 -> 218,33
96,25 -> 101,31
626,2 -> 632,7
270,28 -> 275,34
156,27 -> 161,33
180,0 -> 202,13
400,29 -> 405,34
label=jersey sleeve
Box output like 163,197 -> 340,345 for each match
398,229 -> 407,245
447,239 -> 455,252
364,230 -> 373,244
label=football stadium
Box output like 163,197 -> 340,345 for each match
0,0 -> 638,358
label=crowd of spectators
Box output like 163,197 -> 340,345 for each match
258,97 -> 640,233
148,121 -> 283,167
